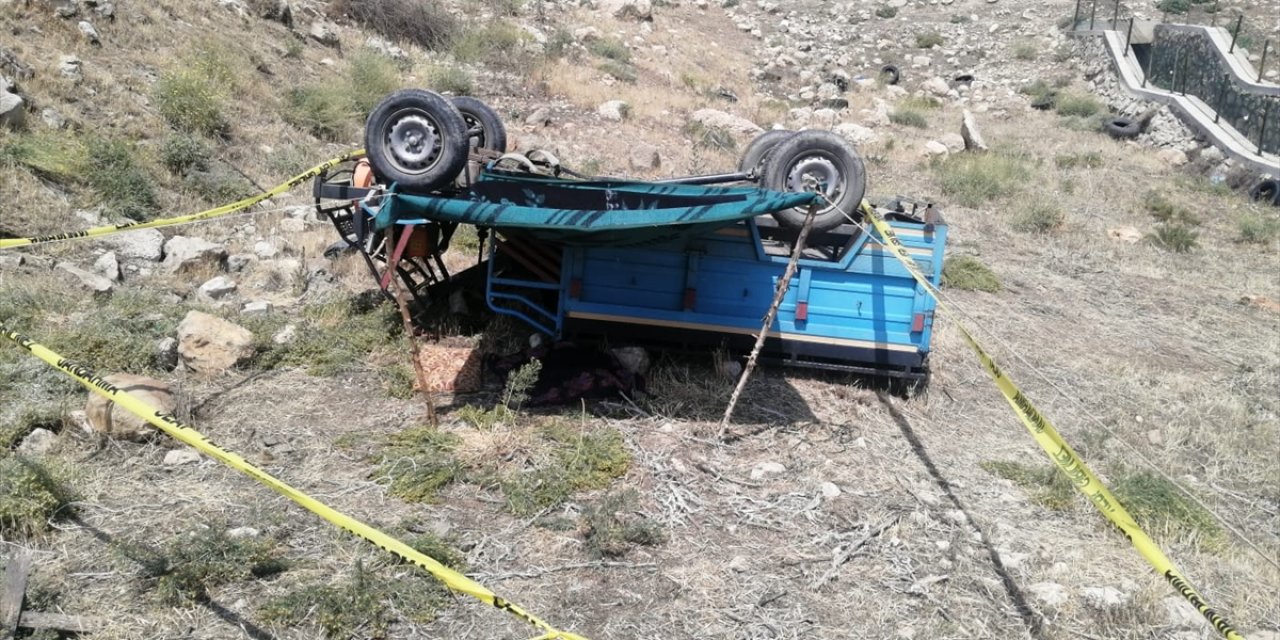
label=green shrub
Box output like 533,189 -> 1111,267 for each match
1112,470 -> 1223,547
119,525 -> 288,604
915,31 -> 944,49
348,50 -> 402,113
286,85 -> 355,142
1237,214 -> 1280,243
874,6 -> 897,18
942,255 -> 1001,292
1012,40 -> 1039,61
598,60 -> 637,83
587,37 -> 631,63
426,64 -> 474,95
452,20 -> 527,70
1144,191 -> 1199,225
185,167 -> 255,204
1018,79 -> 1053,100
376,427 -> 464,503
545,28 -> 576,59
84,139 -> 159,221
0,457 -> 76,538
1054,92 -> 1104,118
0,131 -> 84,182
980,461 -> 1076,510
250,296 -> 402,375
1149,223 -> 1198,252
154,47 -> 238,138
1013,202 -> 1065,233
261,562 -> 448,637
407,532 -> 467,570
889,108 -> 928,128
899,95 -> 942,110
936,153 -> 1032,207
329,0 -> 457,50
161,135 -> 210,175
950,14 -> 971,24
500,424 -> 631,516
582,489 -> 664,558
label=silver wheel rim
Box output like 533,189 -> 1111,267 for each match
384,109 -> 443,175
786,154 -> 845,214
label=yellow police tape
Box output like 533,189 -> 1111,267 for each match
0,327 -> 587,640
861,202 -> 1243,640
0,149 -> 367,250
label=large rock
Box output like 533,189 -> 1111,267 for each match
83,373 -> 176,440
100,228 -> 164,262
922,76 -> 950,97
198,275 -> 238,299
833,122 -> 876,146
597,100 -> 629,121
961,109 -> 988,151
689,108 -> 762,137
77,21 -> 101,45
56,261 -> 114,293
17,428 -> 56,456
163,236 -> 226,273
309,21 -> 340,47
0,90 -> 24,129
176,311 -> 255,373
603,0 -> 653,21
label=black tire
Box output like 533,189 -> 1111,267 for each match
880,64 -> 900,85
452,96 -> 508,153
364,89 -> 470,192
761,130 -> 868,233
738,129 -> 795,175
1249,179 -> 1280,206
1103,115 -> 1140,140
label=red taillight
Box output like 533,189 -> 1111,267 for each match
683,288 -> 696,310
912,313 -> 925,332
796,301 -> 809,321
569,278 -> 582,298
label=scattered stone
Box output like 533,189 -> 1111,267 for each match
309,21 -> 340,47
100,228 -> 164,262
41,107 -> 66,128
0,90 -> 23,129
227,253 -> 254,272
278,217 -> 306,234
1156,148 -> 1188,167
57,261 -> 114,293
524,106 -> 552,126
365,35 -> 407,61
1107,226 -> 1142,244
163,236 -> 227,273
0,254 -> 22,270
156,337 -> 179,370
164,449 -> 201,466
689,108 -> 762,137
728,555 -> 750,572
176,310 -> 255,373
749,461 -> 786,480
254,240 -> 279,259
198,275 -> 238,299
833,122 -> 876,146
598,99 -> 629,122
961,110 -> 988,151
0,47 -> 34,82
273,324 -> 297,345
84,373 -> 176,440
1199,146 -> 1224,164
819,481 -> 841,498
94,251 -> 120,281
17,428 -> 56,457
54,2 -> 79,19
257,0 -> 292,27
922,76 -> 950,97
77,20 -> 101,45
242,300 -> 273,315
1160,596 -> 1202,627
1080,586 -> 1129,608
58,56 -> 82,82
604,0 -> 653,21
227,526 -> 261,539
1146,429 -> 1163,445
629,142 -> 661,170
922,140 -> 949,157
1028,582 -> 1069,608
939,132 -> 965,153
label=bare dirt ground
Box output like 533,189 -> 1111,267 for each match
2,0 -> 1279,639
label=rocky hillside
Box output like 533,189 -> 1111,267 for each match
1,0 -> 1278,639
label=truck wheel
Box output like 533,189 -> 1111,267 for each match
452,96 -> 508,153
762,130 -> 867,233
1249,179 -> 1280,206
365,89 -> 470,191
880,64 -> 901,85
738,129 -> 794,176
1103,115 -> 1140,140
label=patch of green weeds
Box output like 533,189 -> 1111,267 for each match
1013,202 -> 1065,233
684,121 -> 737,154
249,296 -> 402,375
936,153 -> 1032,207
544,27 -> 576,60
426,63 -> 474,95
598,60 -> 638,83
942,255 -> 1001,292
1156,0 -> 1192,13
1144,191 -> 1199,225
1019,79 -> 1054,100
581,488 -> 664,558
154,43 -> 239,137
899,95 -> 942,110
500,424 -> 631,516
407,532 -> 467,570
161,134 -> 210,175
0,131 -> 85,182
915,31 -> 944,49
119,524 -> 288,604
348,50 -> 402,113
1237,214 -> 1280,243
375,426 -> 464,503
981,461 -> 1076,510
452,20 -> 527,70
874,6 -> 897,18
260,561 -> 448,638
1111,470 -> 1224,547
587,36 -> 631,63
185,166 -> 255,204
1054,151 -> 1104,169
83,138 -> 159,221
0,457 -> 76,538
1012,40 -> 1039,61
284,35 -> 305,59
287,52 -> 404,141
889,108 -> 928,128
950,13 -> 971,23
1054,92 -> 1105,118
1149,223 -> 1199,252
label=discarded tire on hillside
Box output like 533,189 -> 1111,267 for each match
365,89 -> 470,192
1103,115 -> 1141,140
738,129 -> 795,176
452,96 -> 507,153
880,64 -> 900,85
762,130 -> 867,233
1249,179 -> 1280,206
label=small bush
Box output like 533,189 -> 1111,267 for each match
426,64 -> 475,95
154,52 -> 234,138
121,525 -> 289,604
500,424 -> 631,516
348,51 -> 401,113
260,562 -> 448,637
284,35 -> 305,59
936,153 -> 1032,207
980,461 -> 1076,510
1111,470 -> 1223,546
185,167 -> 255,204
1238,214 -> 1280,243
942,255 -> 1001,292
329,0 -> 457,50
874,6 -> 897,18
889,108 -> 928,128
545,28 -> 576,60
915,31 -> 944,49
899,95 -> 942,110
598,60 -> 638,83
1149,223 -> 1198,252
0,457 -> 76,538
161,135 -> 210,175
1018,79 -> 1053,99
286,85 -> 355,142
582,489 -> 664,558
1054,92 -> 1104,118
587,37 -> 631,63
1144,191 -> 1199,225
452,20 -> 527,70
376,427 -> 464,503
1013,202 -> 1065,233
0,131 -> 84,182
1012,40 -> 1039,61
1156,0 -> 1191,14
84,139 -> 159,221
1054,151 -> 1104,169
